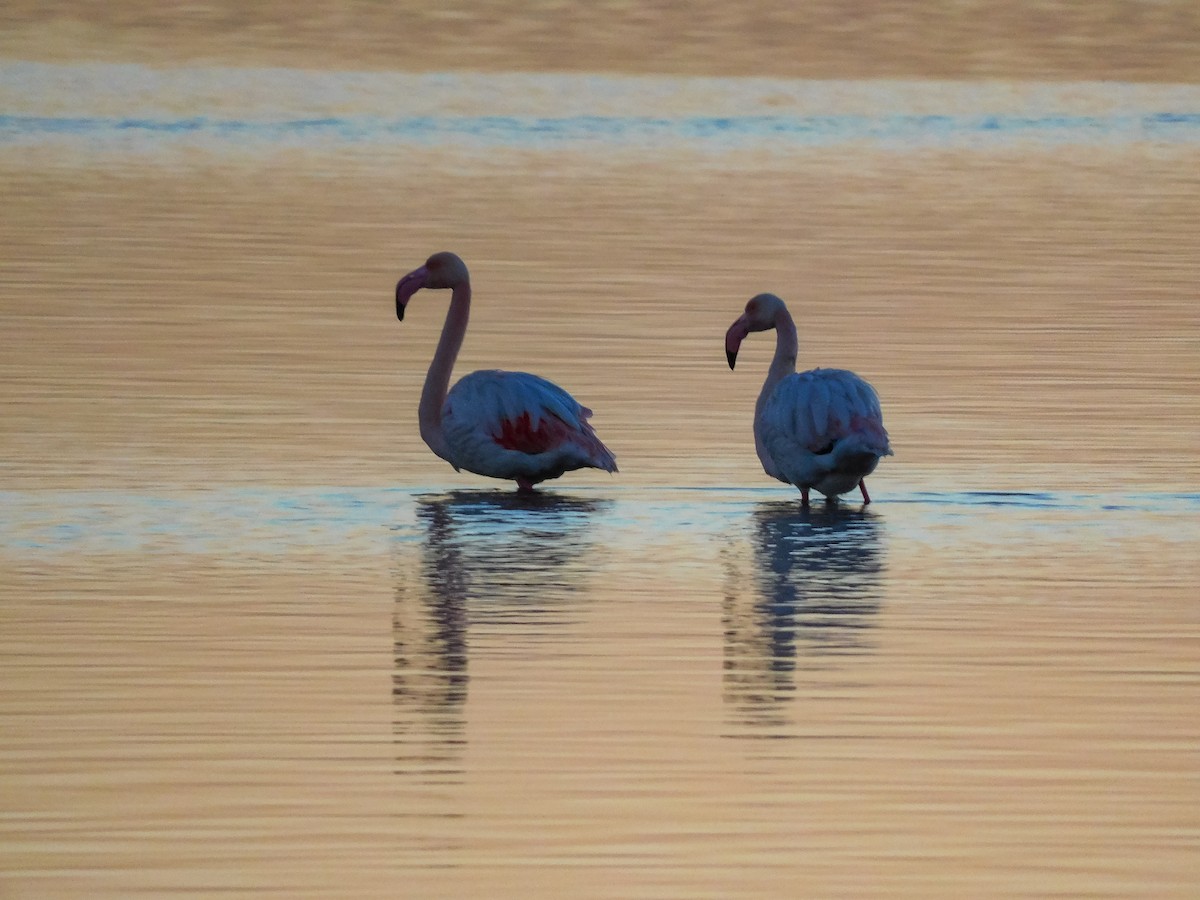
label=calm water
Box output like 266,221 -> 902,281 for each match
4,62 -> 1200,157
2,61 -> 1199,898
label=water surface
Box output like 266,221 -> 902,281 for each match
2,60 -> 1199,899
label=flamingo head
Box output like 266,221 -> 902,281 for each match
725,293 -> 786,369
395,251 -> 470,321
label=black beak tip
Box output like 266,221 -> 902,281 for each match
726,349 -> 737,370
395,301 -> 405,322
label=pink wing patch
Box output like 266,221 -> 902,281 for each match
849,412 -> 889,447
492,411 -> 573,455
808,414 -> 886,452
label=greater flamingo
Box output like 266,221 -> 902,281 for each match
395,251 -> 616,491
725,293 -> 891,507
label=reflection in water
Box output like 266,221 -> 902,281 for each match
392,545 -> 468,783
414,491 -> 613,624
392,491 -> 610,777
723,501 -> 885,728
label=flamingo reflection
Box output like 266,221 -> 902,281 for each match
393,491 -> 610,776
723,501 -> 885,727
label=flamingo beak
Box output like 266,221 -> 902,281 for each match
725,318 -> 748,370
395,266 -> 428,321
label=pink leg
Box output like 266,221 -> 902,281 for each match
859,479 -> 871,504
800,487 -> 810,509
516,477 -> 536,493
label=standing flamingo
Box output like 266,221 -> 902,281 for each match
725,293 -> 891,507
395,251 -> 616,492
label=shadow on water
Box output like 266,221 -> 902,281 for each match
392,490 -> 611,778
722,500 -> 886,731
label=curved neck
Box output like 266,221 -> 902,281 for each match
759,307 -> 798,406
751,308 -> 798,480
419,281 -> 470,459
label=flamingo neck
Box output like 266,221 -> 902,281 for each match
418,281 -> 470,460
760,307 -> 798,402
752,308 -> 798,480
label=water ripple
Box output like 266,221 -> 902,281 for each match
2,110 -> 1198,152
3,62 -> 1198,158
2,487 -> 1198,557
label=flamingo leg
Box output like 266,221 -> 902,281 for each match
800,487 -> 810,509
859,479 -> 871,505
516,477 -> 537,493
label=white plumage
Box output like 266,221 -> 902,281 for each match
726,293 -> 891,506
441,369 -> 615,484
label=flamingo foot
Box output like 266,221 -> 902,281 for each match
516,477 -> 537,493
859,479 -> 871,505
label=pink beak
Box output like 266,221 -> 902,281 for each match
395,266 -> 428,321
725,316 -> 749,369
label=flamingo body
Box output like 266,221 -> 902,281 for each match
727,293 -> 890,506
759,367 -> 889,498
441,369 -> 616,484
395,251 -> 616,490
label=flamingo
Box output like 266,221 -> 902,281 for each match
395,251 -> 617,492
725,292 -> 891,508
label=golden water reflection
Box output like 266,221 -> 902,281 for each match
723,502 -> 884,728
4,48 -> 1200,898
392,491 -> 612,778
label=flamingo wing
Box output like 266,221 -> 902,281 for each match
763,368 -> 885,451
442,370 -> 617,483
759,368 -> 890,492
